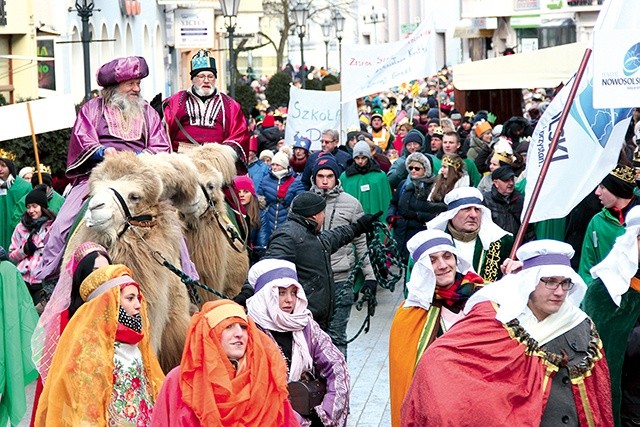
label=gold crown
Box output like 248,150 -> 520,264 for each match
37,164 -> 52,174
610,164 -> 635,184
442,155 -> 463,170
0,148 -> 16,161
494,152 -> 514,165
464,111 -> 475,118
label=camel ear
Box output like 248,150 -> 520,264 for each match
139,152 -> 199,207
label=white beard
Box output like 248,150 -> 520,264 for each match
110,91 -> 145,120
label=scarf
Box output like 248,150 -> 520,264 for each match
22,215 -> 49,232
447,222 -> 479,243
272,168 -> 289,179
118,307 -> 142,332
433,272 -> 484,313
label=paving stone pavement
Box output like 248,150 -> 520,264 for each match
346,283 -> 404,427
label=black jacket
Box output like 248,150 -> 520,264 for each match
264,212 -> 356,330
257,126 -> 285,153
482,186 -> 535,241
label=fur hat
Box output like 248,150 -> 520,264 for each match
25,186 -> 48,209
190,49 -> 217,79
352,140 -> 372,159
601,164 -> 635,199
290,191 -> 326,217
96,56 -> 149,87
271,151 -> 290,169
313,153 -> 341,179
405,152 -> 432,176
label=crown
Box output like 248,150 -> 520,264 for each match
464,111 -> 475,118
442,155 -> 463,170
0,148 -> 16,161
487,112 -> 497,124
633,149 -> 640,166
610,164 -> 635,184
494,152 -> 514,165
432,127 -> 445,137
37,164 -> 52,174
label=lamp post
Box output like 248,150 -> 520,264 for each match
363,5 -> 385,44
74,0 -> 95,101
292,3 -> 308,89
321,20 -> 331,70
220,0 -> 240,99
333,11 -> 345,75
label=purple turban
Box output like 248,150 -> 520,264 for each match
96,56 -> 149,87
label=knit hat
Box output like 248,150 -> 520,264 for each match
313,153 -> 341,179
96,56 -> 149,87
601,164 -> 635,199
293,135 -> 312,152
0,156 -> 17,178
491,166 -> 516,181
290,191 -> 326,217
31,173 -> 53,188
427,109 -> 440,119
428,118 -> 440,127
474,120 -> 492,137
403,129 -> 425,147
450,112 -> 462,120
271,151 -> 290,169
262,115 -> 275,128
190,49 -> 217,79
405,152 -> 432,176
18,167 -> 34,180
25,186 -> 48,209
233,175 -> 255,196
259,150 -> 274,161
352,140 -> 372,159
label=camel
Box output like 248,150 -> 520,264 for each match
181,144 -> 249,302
63,151 -> 198,372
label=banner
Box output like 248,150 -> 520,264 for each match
341,20 -> 437,101
523,0 -> 640,223
593,29 -> 640,108
0,95 -> 77,142
285,87 -> 359,152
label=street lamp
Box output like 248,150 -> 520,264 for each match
321,20 -> 331,70
292,3 -> 308,89
220,0 -> 240,99
74,0 -> 95,101
363,5 -> 385,44
333,11 -> 345,76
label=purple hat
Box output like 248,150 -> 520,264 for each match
96,56 -> 149,87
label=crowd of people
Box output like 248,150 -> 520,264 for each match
1,48 -> 640,427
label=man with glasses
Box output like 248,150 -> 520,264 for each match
163,49 -> 250,173
301,129 -> 351,190
402,240 -> 613,426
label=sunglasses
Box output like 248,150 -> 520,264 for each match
408,166 -> 424,171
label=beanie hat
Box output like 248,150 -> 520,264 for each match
0,157 -> 17,178
233,175 -> 255,196
601,164 -> 635,199
474,120 -> 492,137
262,115 -> 275,128
427,109 -> 440,119
313,153 -> 341,180
259,150 -> 274,161
271,151 -> 290,169
405,152 -> 432,176
31,173 -> 53,188
290,191 -> 326,217
403,129 -> 425,147
18,167 -> 34,180
428,118 -> 440,126
190,49 -> 217,79
25,186 -> 49,209
352,140 -> 372,159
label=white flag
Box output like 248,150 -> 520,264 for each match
341,20 -> 437,101
0,96 -> 77,142
284,87 -> 359,152
523,0 -> 639,223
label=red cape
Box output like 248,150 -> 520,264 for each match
401,301 -> 613,427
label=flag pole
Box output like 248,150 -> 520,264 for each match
26,102 -> 43,185
510,48 -> 593,259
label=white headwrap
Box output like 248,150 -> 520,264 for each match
404,229 -> 474,311
246,259 -> 313,382
425,187 -> 510,249
464,240 -> 587,345
590,205 -> 640,306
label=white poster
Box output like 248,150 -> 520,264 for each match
285,87 -> 359,152
174,9 -> 215,49
341,20 -> 437,101
0,95 -> 77,142
593,29 -> 640,108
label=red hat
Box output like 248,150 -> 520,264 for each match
233,175 -> 255,196
249,135 -> 258,152
262,115 -> 275,128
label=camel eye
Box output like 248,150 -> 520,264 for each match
128,193 -> 141,202
207,183 -> 215,190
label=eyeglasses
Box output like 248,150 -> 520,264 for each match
194,74 -> 215,81
539,277 -> 575,291
408,166 -> 424,171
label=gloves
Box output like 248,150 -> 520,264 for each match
352,211 -> 383,237
363,280 -> 377,295
232,283 -> 255,307
23,236 -> 37,256
403,211 -> 418,220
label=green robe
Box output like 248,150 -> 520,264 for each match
582,277 -> 640,427
0,261 -> 39,426
10,190 -> 65,230
0,178 -> 31,250
339,170 -> 392,217
463,158 -> 482,187
578,209 -> 624,284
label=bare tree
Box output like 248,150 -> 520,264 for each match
259,0 -> 354,72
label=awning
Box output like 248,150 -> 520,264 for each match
452,41 -> 588,90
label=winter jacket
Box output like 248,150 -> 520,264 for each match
311,182 -> 375,282
9,219 -> 52,285
387,153 -> 441,190
256,169 -> 305,244
481,186 -> 533,240
467,134 -> 492,171
264,212 -> 356,330
301,148 -> 351,190
257,126 -> 285,153
248,159 -> 270,194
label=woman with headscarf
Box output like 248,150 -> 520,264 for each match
246,259 -> 350,427
29,241 -> 112,425
388,230 -> 484,427
35,264 -> 164,426
151,299 -> 300,426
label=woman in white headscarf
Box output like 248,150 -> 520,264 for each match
246,259 -> 349,427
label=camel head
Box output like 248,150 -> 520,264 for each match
181,148 -> 227,228
187,144 -> 237,186
85,152 -> 163,244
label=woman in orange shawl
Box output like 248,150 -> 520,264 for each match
151,299 -> 300,426
35,264 -> 164,426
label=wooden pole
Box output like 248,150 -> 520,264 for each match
26,102 -> 43,185
510,48 -> 593,259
